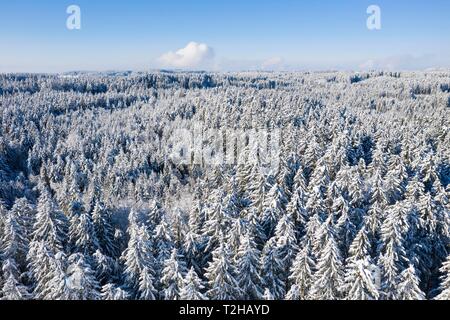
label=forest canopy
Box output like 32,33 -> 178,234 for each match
0,71 -> 448,300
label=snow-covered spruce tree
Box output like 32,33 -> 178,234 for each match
308,160 -> 331,201
205,240 -> 240,300
286,242 -> 315,300
180,267 -> 207,300
6,197 -> 35,261
26,241 -> 54,299
272,213 -> 298,275
305,187 -> 327,223
263,288 -> 275,300
182,224 -> 204,275
309,219 -> 344,300
234,233 -> 263,300
227,217 -> 247,254
303,136 -> 323,178
92,200 -> 118,258
333,195 -> 357,256
261,183 -> 287,239
365,202 -> 384,239
121,220 -> 154,295
397,264 -> 426,300
1,259 -> 31,300
417,191 -> 448,262
68,201 -> 99,255
171,207 -> 188,248
0,208 -> 29,269
418,153 -> 439,192
435,254 -> 450,300
152,216 -> 175,283
344,258 -> 380,301
49,252 -> 82,300
247,164 -> 267,217
202,189 -> 230,252
138,266 -> 158,300
65,253 -> 101,300
369,168 -> 389,209
101,283 -> 130,300
377,202 -> 410,300
92,250 -> 119,284
236,145 -> 254,204
286,176 -> 308,238
160,248 -> 188,300
260,237 -> 286,299
32,188 -> 67,253
246,208 -> 266,248
146,200 -> 163,230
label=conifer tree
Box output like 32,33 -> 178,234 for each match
180,267 -> 207,300
286,243 -> 315,300
234,233 -> 263,300
435,254 -> 450,300
397,264 -> 425,300
261,183 -> 287,239
260,238 -> 286,299
33,188 -> 67,253
1,259 -> 31,300
1,209 -> 29,268
160,248 -> 188,300
138,266 -> 158,300
272,213 -> 298,277
65,253 -> 101,300
378,204 -> 409,300
92,200 -> 118,258
262,288 -> 275,300
101,283 -> 130,300
26,241 -> 57,299
310,226 -> 344,300
121,223 -> 154,293
69,201 -> 99,255
205,241 -> 240,300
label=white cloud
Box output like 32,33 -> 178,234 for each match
216,57 -> 287,71
261,57 -> 284,70
158,42 -> 214,69
359,54 -> 442,71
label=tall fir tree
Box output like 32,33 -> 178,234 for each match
180,267 -> 207,300
160,248 -> 188,300
234,233 -> 263,300
205,241 -> 240,300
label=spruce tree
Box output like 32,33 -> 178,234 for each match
1,259 -> 31,300
286,242 -> 315,300
234,233 -> 263,299
121,223 -> 154,293
260,237 -> 286,299
92,200 -> 118,258
180,267 -> 207,300
310,225 -> 344,300
205,241 -> 240,300
138,266 -> 158,300
435,254 -> 450,300
397,264 -> 425,300
33,188 -> 67,253
160,248 -> 187,300
65,253 -> 101,300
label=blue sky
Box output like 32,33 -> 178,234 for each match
1,0 -> 449,72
